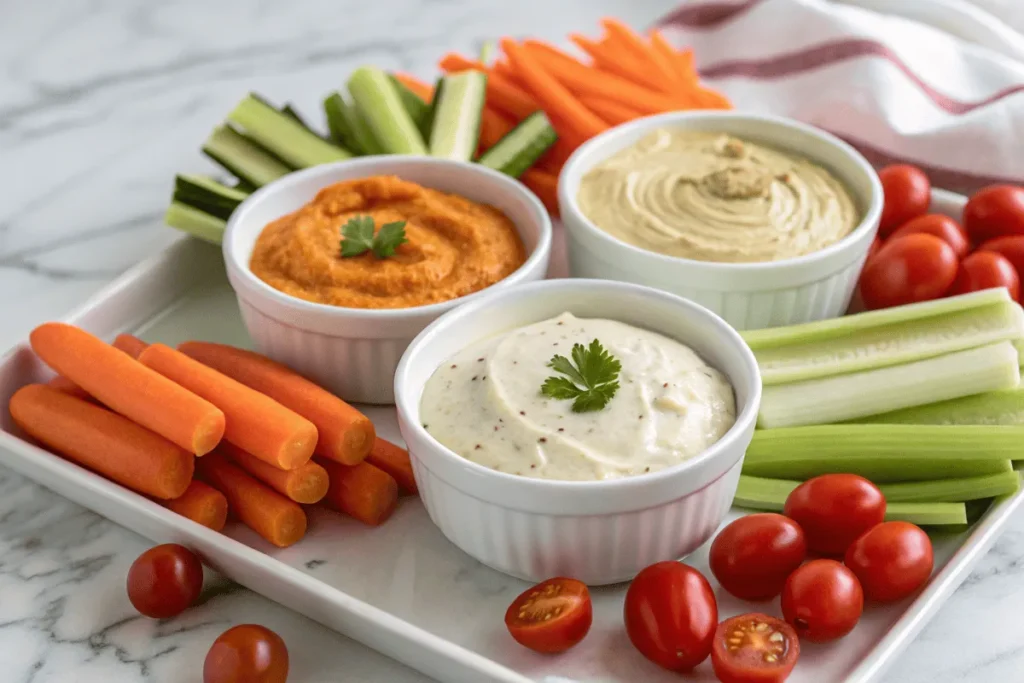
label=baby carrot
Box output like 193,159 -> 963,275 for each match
163,480 -> 228,531
577,95 -> 645,126
478,106 -> 516,153
649,30 -> 698,86
319,459 -> 398,527
521,168 -> 560,216
139,344 -> 317,470
600,18 -> 679,92
113,333 -> 149,359
10,384 -> 194,499
392,73 -> 433,101
197,451 -> 307,548
30,323 -> 225,455
177,342 -> 375,465
221,442 -> 329,505
570,33 -> 668,96
438,53 -> 540,120
366,437 -> 418,495
47,375 -> 93,401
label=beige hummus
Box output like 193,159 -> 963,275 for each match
577,129 -> 860,263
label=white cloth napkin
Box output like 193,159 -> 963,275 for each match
656,0 -> 1024,194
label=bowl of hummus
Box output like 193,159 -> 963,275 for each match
223,157 -> 552,404
394,278 -> 761,585
559,112 -> 883,331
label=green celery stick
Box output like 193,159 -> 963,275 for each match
878,471 -> 1020,502
851,389 -> 1024,426
347,67 -> 428,155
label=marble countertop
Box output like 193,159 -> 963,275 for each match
4,1 -> 1024,681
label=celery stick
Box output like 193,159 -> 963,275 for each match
748,425 -> 1024,460
165,202 -> 226,245
733,475 -> 798,511
1016,339 -> 1024,365
347,67 -> 428,155
479,41 -> 496,63
742,456 -> 1012,483
228,94 -> 352,167
886,502 -> 967,526
756,301 -> 1024,385
852,389 -> 1024,426
758,341 -> 1021,428
879,471 -> 1020,502
742,289 -> 1010,350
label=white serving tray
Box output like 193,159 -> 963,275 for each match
0,189 -> 1020,683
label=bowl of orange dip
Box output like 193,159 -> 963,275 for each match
223,157 -> 552,404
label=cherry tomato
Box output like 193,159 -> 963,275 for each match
845,521 -> 934,602
866,236 -> 882,264
978,235 -> 1024,277
948,251 -> 1020,302
887,214 -> 970,258
126,543 -> 203,619
963,185 -> 1024,242
504,577 -> 592,653
624,561 -> 718,671
711,613 -> 800,683
710,513 -> 807,600
204,624 -> 289,683
858,234 -> 958,310
781,559 -> 863,643
878,164 -> 931,236
783,474 -> 885,556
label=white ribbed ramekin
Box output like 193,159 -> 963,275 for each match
394,279 -> 761,585
223,157 -> 552,405
558,112 -> 883,330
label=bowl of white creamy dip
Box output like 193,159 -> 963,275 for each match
394,279 -> 761,585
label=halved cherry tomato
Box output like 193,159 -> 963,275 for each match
783,474 -> 886,556
845,521 -> 934,602
858,234 -> 958,310
711,613 -> 800,683
126,543 -> 203,619
781,560 -> 863,643
887,214 -> 970,258
878,164 -> 931,236
948,251 -> 1020,302
964,185 -> 1024,242
978,235 -> 1024,277
204,624 -> 289,683
710,513 -> 807,600
624,561 -> 717,671
504,577 -> 592,653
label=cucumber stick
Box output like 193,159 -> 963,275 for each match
173,175 -> 248,220
228,94 -> 352,167
202,126 -> 291,188
477,111 -> 558,178
852,388 -> 1024,426
323,92 -> 370,154
428,70 -> 487,161
388,75 -> 432,141
165,202 -> 227,245
347,67 -> 427,155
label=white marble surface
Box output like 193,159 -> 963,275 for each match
3,1 -> 1024,681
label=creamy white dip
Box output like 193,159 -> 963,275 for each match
419,313 -> 736,481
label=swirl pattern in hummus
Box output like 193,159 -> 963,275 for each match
577,129 -> 860,263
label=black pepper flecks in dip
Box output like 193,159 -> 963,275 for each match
539,438 -> 547,443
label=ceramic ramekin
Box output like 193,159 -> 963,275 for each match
558,112 -> 883,330
393,279 -> 761,585
223,157 -> 552,405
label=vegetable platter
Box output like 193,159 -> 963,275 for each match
0,188 -> 1019,683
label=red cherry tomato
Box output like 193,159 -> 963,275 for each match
845,521 -> 934,602
858,233 -> 958,310
978,235 -> 1024,277
711,613 -> 800,683
887,214 -> 970,258
783,474 -> 886,556
710,513 -> 807,600
878,164 -> 931,236
624,561 -> 718,672
204,624 -> 289,683
781,560 -> 864,643
866,236 -> 883,264
948,251 -> 1020,302
126,543 -> 203,619
504,577 -> 592,653
963,185 -> 1024,242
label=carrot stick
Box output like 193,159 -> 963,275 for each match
139,344 -> 317,470
521,168 -> 560,216
649,30 -> 698,86
600,18 -> 680,92
221,442 -> 329,505
163,480 -> 228,531
366,438 -> 417,495
577,95 -> 645,125
491,58 -> 517,81
569,34 -> 672,97
197,451 -> 307,547
113,333 -> 149,359
501,39 -> 610,140
10,384 -> 194,499
478,106 -> 516,153
47,375 -> 93,401
319,459 -> 398,526
176,342 -> 375,465
392,73 -> 433,101
438,53 -> 541,120
30,323 -> 225,456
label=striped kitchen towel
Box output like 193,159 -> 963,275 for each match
657,0 -> 1024,193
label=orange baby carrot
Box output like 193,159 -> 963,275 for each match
177,341 -> 375,465
163,480 -> 228,531
10,384 -> 194,499
522,168 -> 560,216
319,459 -> 398,527
366,438 -> 418,495
221,442 -> 329,505
47,334 -> 147,399
577,95 -> 645,125
197,451 -> 307,548
478,106 -> 516,153
47,375 -> 93,401
30,323 -> 225,455
113,333 -> 148,359
601,18 -> 680,92
438,53 -> 541,120
392,73 -> 433,101
139,344 -> 317,470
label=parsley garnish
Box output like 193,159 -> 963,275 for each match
340,215 -> 408,259
540,339 -> 621,412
